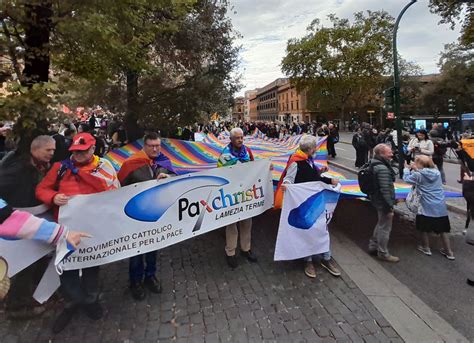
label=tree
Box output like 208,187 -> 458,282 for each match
422,43 -> 474,116
281,11 -> 394,127
0,0 -> 55,153
1,0 -> 240,143
429,0 -> 473,45
52,0 -> 239,140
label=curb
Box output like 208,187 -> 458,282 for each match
331,230 -> 469,343
446,202 -> 467,216
328,160 -> 467,216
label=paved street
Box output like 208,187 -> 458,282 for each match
0,209 -> 404,343
328,147 -> 474,341
0,136 -> 471,342
335,132 -> 462,192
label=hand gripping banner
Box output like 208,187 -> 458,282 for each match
0,160 -> 273,302
59,160 -> 274,270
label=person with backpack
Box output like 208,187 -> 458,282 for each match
367,144 -> 399,262
36,132 -> 120,333
430,129 -> 448,184
352,128 -> 368,168
403,155 -> 454,259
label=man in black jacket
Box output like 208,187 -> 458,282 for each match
368,144 -> 399,262
352,128 -> 368,168
0,135 -> 56,318
327,123 -> 339,158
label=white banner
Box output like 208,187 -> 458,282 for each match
274,182 -> 340,261
59,160 -> 273,270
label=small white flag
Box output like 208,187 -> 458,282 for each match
274,182 -> 340,261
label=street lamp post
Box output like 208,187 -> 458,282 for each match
394,0 -> 417,178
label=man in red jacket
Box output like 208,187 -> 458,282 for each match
36,132 -> 120,333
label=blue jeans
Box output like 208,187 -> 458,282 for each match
129,252 -> 157,283
305,251 -> 331,262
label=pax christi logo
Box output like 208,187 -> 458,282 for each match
288,190 -> 339,230
124,176 -> 229,222
124,175 -> 265,232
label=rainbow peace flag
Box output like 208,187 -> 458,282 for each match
104,131 -> 461,199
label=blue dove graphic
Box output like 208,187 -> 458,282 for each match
124,176 -> 229,222
288,189 -> 339,230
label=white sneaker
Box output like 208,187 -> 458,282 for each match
417,246 -> 432,256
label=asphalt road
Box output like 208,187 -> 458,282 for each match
335,132 -> 462,192
328,161 -> 474,340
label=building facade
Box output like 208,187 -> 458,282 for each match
244,89 -> 258,122
255,78 -> 288,122
232,97 -> 245,121
249,96 -> 258,122
277,82 -> 315,123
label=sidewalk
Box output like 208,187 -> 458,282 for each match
0,208 -> 467,342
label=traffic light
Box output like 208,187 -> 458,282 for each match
448,98 -> 456,114
383,88 -> 395,112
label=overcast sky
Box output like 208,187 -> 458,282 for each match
229,0 -> 462,96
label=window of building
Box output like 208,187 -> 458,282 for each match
296,101 -> 299,110
291,102 -> 293,110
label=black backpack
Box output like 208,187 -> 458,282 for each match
358,161 -> 381,195
434,142 -> 447,156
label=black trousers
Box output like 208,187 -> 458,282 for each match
328,140 -> 336,157
355,148 -> 368,167
5,256 -> 49,310
60,267 -> 100,308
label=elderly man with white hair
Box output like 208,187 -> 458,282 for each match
217,127 -> 257,269
276,135 -> 341,279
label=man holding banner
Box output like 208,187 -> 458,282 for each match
118,132 -> 177,301
217,127 -> 258,269
0,135 -> 56,319
36,132 -> 120,333
277,135 -> 341,279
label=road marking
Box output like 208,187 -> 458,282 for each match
335,146 -> 346,151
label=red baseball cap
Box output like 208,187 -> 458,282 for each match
69,133 -> 96,151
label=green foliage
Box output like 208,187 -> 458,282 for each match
57,0 -> 239,133
281,11 -> 394,123
429,0 -> 473,45
422,43 -> 474,115
1,0 -> 240,139
0,81 -> 60,134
